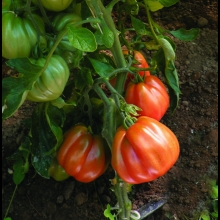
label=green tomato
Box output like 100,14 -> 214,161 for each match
48,33 -> 77,54
52,12 -> 82,33
26,55 -> 70,102
32,0 -> 73,12
49,156 -> 70,181
2,12 -> 46,59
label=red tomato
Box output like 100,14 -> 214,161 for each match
57,125 -> 110,183
111,116 -> 180,184
123,50 -> 151,80
109,50 -> 150,89
125,75 -> 170,121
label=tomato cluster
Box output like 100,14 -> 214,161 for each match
2,0 -> 180,185
109,51 -> 179,184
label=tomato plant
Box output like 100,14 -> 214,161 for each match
2,11 -> 46,59
2,0 -> 200,219
125,75 -> 170,120
57,124 -> 111,183
26,55 -> 70,102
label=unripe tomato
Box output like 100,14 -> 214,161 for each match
52,12 -> 82,33
57,125 -> 111,183
26,55 -> 70,102
111,116 -> 180,184
31,0 -> 73,12
2,12 -> 46,59
125,75 -> 170,120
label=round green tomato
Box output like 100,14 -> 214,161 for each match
57,124 -> 111,183
49,156 -> 69,181
52,12 -> 82,33
111,116 -> 180,184
2,12 -> 46,59
27,55 -> 70,102
32,0 -> 73,12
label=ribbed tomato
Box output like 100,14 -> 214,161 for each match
57,125 -> 110,183
26,55 -> 70,102
111,116 -> 180,184
2,11 -> 46,59
125,75 -> 170,120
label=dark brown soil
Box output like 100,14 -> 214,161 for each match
2,1 -> 218,220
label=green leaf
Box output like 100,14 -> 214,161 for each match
125,0 -> 139,15
211,211 -> 218,218
51,97 -> 76,109
88,58 -> 115,77
74,67 -> 94,91
2,58 -> 42,120
146,0 -> 164,12
169,28 -> 200,41
165,60 -> 181,111
210,185 -> 218,199
94,30 -> 104,45
13,158 -> 25,185
158,37 -> 175,61
131,15 -> 154,37
212,200 -> 218,213
31,103 -> 65,178
145,40 -> 161,50
159,0 -> 179,7
104,204 -> 115,220
68,27 -> 97,52
101,24 -> 114,48
199,210 -> 210,220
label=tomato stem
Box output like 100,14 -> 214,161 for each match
93,84 -> 116,148
114,174 -> 132,219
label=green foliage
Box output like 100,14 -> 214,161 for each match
199,179 -> 218,220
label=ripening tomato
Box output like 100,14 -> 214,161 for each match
49,155 -> 70,181
57,125 -> 111,183
111,116 -> 180,184
110,50 -> 150,89
123,50 -> 151,79
125,75 -> 170,120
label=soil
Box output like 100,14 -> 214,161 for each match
2,1 -> 218,220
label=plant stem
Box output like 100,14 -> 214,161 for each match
114,174 -> 132,220
4,184 -> 18,219
97,1 -> 128,95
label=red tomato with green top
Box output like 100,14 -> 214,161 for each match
111,116 -> 180,184
125,75 -> 170,121
123,50 -> 151,80
110,50 -> 150,89
57,125 -> 110,183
